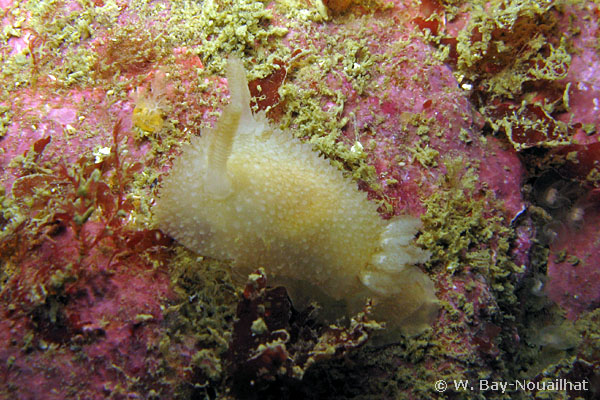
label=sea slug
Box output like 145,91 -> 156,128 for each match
155,58 -> 438,335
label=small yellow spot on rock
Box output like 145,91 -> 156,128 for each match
251,317 -> 268,335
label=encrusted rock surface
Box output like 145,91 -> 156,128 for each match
1,0 -> 599,399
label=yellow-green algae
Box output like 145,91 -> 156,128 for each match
0,103 -> 11,138
455,0 -> 572,99
419,0 -> 583,151
0,0 -> 396,193
150,0 -> 405,196
156,247 -> 238,397
1,0 -> 111,88
418,158 -> 523,288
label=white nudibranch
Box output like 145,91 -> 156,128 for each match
155,57 -> 438,336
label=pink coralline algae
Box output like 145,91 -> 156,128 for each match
546,199 -> 600,320
0,0 -> 599,399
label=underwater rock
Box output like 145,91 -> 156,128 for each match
546,194 -> 600,319
2,0 -> 599,398
228,268 -> 383,393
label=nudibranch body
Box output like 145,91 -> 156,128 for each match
155,58 -> 438,334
